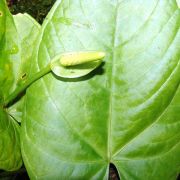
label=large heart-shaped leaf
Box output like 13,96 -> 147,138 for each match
0,0 -> 40,171
21,0 -> 180,179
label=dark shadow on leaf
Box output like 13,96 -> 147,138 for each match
5,90 -> 25,108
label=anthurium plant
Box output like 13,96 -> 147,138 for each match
0,0 -> 180,179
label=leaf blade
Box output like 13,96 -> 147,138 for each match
0,0 -> 40,171
7,13 -> 40,123
22,0 -> 180,179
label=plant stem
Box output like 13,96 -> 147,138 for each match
3,64 -> 51,108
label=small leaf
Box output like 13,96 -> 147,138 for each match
50,51 -> 105,78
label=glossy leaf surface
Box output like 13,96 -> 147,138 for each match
22,0 -> 180,179
8,13 -> 40,123
0,0 -> 22,171
0,1 -> 40,171
13,13 -> 40,85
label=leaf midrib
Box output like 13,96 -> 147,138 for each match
107,0 -> 160,161
107,2 -> 119,162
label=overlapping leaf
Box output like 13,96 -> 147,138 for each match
0,0 -> 22,171
0,0 -> 40,171
21,0 -> 180,179
8,13 -> 40,123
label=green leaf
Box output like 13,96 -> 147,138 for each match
7,13 -> 40,123
0,107 -> 22,171
0,2 -> 5,46
177,0 -> 180,8
13,13 -> 41,84
0,11 -> 40,101
0,0 -> 40,171
21,0 -> 180,179
0,0 -> 22,171
0,0 -> 19,102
